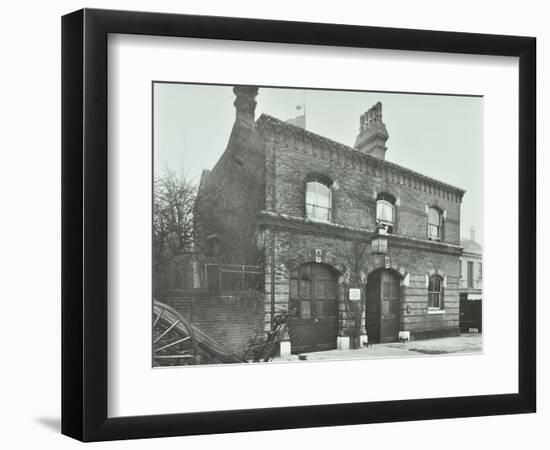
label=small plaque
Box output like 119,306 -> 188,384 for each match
349,288 -> 361,301
314,248 -> 322,263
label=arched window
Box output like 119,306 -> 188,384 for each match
305,176 -> 332,222
376,192 -> 396,233
428,207 -> 442,241
428,275 -> 444,309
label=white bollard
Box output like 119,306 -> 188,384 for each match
398,331 -> 410,342
279,340 -> 291,357
337,336 -> 350,351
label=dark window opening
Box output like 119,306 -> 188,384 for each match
467,261 -> 474,288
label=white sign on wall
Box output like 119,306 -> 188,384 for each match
349,288 -> 361,301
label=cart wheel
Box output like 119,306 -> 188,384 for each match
152,300 -> 200,367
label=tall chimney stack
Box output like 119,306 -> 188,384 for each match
233,86 -> 259,127
354,102 -> 389,160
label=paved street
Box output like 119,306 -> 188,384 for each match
272,333 -> 482,362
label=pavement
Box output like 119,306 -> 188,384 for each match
272,333 -> 482,362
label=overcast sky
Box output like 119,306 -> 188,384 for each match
153,83 -> 483,243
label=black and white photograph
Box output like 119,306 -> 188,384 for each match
1,0 -> 543,447
152,83 -> 483,367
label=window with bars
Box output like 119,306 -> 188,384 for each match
428,275 -> 444,309
305,177 -> 332,222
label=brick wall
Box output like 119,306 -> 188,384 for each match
378,244 -> 461,338
158,289 -> 265,357
261,224 -> 461,341
262,227 -> 360,334
195,121 -> 266,267
259,118 -> 463,245
195,110 -> 464,347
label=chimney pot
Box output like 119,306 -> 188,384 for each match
233,86 -> 259,127
469,226 -> 476,242
354,102 -> 389,160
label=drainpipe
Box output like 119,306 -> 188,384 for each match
269,145 -> 277,331
270,231 -> 276,330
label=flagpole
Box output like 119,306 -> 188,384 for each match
303,89 -> 306,130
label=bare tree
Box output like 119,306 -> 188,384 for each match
153,169 -> 197,277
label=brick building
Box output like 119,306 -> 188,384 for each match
196,86 -> 466,354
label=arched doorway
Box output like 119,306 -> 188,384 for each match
366,269 -> 401,343
288,263 -> 338,353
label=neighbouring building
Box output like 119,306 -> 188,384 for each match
195,86 -> 467,354
459,227 -> 483,332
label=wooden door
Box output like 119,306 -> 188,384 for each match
380,271 -> 400,342
288,263 -> 338,353
460,294 -> 482,333
365,277 -> 381,343
366,270 -> 400,343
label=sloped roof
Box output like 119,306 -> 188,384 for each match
460,238 -> 482,254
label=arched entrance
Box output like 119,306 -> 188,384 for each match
366,269 -> 401,343
288,263 -> 338,353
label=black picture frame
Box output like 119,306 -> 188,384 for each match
61,8 -> 536,442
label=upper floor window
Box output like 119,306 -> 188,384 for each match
305,176 -> 332,222
376,192 -> 396,233
428,275 -> 444,309
428,207 -> 442,241
467,261 -> 474,288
